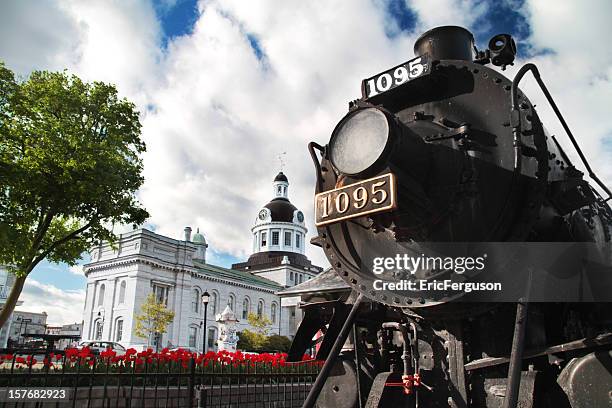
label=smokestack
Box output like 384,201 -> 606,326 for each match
414,26 -> 475,62
184,226 -> 192,242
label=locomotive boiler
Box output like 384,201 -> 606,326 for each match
287,26 -> 612,407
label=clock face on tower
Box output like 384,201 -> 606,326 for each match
258,209 -> 268,220
297,211 -> 304,222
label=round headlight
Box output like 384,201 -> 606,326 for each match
329,108 -> 391,176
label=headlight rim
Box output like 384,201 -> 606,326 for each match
328,106 -> 397,178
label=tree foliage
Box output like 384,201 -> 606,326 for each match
134,294 -> 175,346
264,334 -> 292,352
0,61 -> 148,326
237,312 -> 274,351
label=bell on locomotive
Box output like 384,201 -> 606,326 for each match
294,25 -> 612,408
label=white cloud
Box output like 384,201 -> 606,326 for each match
18,279 -> 85,326
0,0 -> 162,105
0,1 -> 81,75
68,265 -> 84,276
1,0 -> 611,273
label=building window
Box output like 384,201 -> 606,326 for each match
242,298 -> 250,320
257,300 -> 264,318
295,233 -> 301,249
97,284 -> 105,306
290,271 -> 294,282
115,319 -> 123,342
271,303 -> 277,324
284,231 -> 292,246
152,284 -> 169,306
299,274 -> 303,283
189,327 -> 197,348
227,294 -> 235,311
118,281 -> 126,305
191,289 -> 199,313
207,327 -> 217,350
272,230 -> 280,246
277,185 -> 282,195
210,292 -> 218,315
261,232 -> 267,247
95,320 -> 103,340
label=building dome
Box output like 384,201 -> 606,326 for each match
249,172 -> 307,257
274,171 -> 288,182
192,228 -> 206,245
264,198 -> 298,222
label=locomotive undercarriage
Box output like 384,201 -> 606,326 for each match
289,294 -> 612,407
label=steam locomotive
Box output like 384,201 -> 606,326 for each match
287,26 -> 612,407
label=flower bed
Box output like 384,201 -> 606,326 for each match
0,347 -> 322,386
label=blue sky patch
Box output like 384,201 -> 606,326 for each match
153,0 -> 199,47
29,259 -> 87,291
381,0 -> 417,38
247,34 -> 265,61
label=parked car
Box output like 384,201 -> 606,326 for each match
168,347 -> 199,354
78,341 -> 126,356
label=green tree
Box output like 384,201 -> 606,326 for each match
265,334 -> 292,352
0,62 -> 148,327
134,293 -> 175,349
237,313 -> 272,351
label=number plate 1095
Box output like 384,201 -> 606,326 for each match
315,173 -> 397,227
361,55 -> 429,99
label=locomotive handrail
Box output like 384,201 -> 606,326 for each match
308,141 -> 325,192
511,63 -> 612,201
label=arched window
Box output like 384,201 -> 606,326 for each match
188,326 -> 198,348
97,284 -> 105,306
94,319 -> 103,340
227,293 -> 235,312
207,327 -> 217,351
191,289 -> 200,313
118,281 -> 126,305
284,231 -> 292,247
271,303 -> 277,324
257,299 -> 264,318
115,319 -> 123,342
210,292 -> 218,315
242,297 -> 250,319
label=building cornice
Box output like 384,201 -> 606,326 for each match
85,254 -> 279,294
188,270 -> 278,294
84,253 -> 193,275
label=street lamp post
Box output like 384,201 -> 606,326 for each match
201,291 -> 210,353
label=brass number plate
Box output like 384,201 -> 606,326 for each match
315,173 -> 397,227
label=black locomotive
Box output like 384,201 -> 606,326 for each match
287,26 -> 612,407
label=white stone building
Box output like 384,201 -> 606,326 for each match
82,172 -> 322,351
8,310 -> 48,346
0,267 -> 20,348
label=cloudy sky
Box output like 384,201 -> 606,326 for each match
1,0 -> 611,325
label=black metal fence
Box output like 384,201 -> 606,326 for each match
0,348 -> 320,407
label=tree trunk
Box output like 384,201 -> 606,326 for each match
0,275 -> 27,329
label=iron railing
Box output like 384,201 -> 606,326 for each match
0,348 -> 321,407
